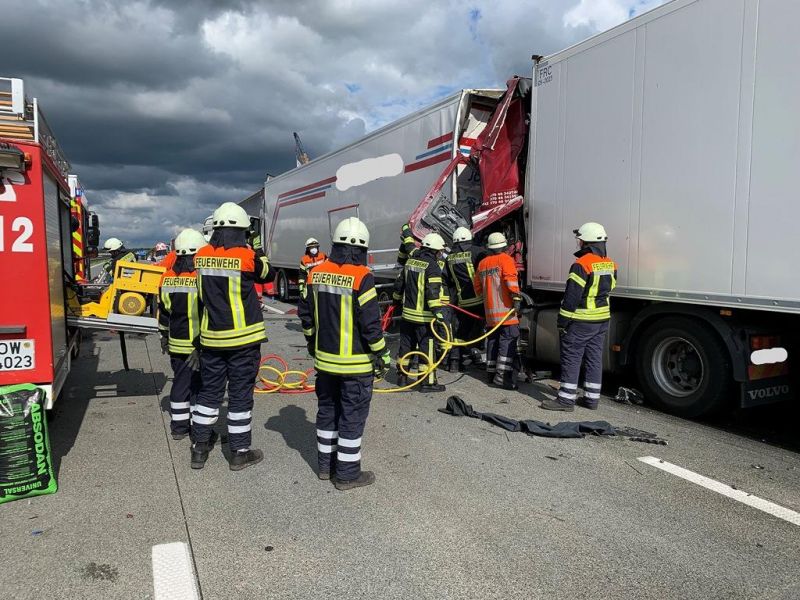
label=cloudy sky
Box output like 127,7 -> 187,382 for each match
2,0 -> 662,247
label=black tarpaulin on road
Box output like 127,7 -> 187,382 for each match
438,395 -> 616,439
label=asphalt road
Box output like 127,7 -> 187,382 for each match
2,300 -> 799,599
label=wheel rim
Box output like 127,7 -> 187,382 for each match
278,274 -> 286,298
651,336 -> 704,397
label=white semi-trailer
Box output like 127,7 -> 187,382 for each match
525,0 -> 795,416
260,0 -> 795,417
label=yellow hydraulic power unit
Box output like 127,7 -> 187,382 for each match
77,261 -> 165,319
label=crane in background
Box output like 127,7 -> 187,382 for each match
294,132 -> 310,167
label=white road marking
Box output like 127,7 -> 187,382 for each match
262,303 -> 286,315
638,456 -> 800,527
152,542 -> 200,600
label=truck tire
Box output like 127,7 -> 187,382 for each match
276,270 -> 290,302
636,316 -> 732,418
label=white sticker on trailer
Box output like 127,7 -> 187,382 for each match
0,339 -> 35,371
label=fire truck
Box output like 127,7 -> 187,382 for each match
0,78 -> 102,407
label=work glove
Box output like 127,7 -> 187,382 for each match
306,339 -> 316,357
434,311 -> 446,323
159,336 -> 169,355
185,349 -> 201,372
372,348 -> 391,379
513,298 -> 522,319
250,233 -> 263,251
557,318 -> 570,337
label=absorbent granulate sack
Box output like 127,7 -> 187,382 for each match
0,384 -> 57,504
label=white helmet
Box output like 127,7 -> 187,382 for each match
574,222 -> 607,242
212,202 -> 249,229
487,232 -> 507,250
332,217 -> 370,248
174,229 -> 207,256
305,237 -> 319,247
421,232 -> 445,251
104,237 -> 123,252
452,227 -> 472,243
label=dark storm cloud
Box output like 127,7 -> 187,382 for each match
0,0 -> 660,246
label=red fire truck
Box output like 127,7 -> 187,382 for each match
0,77 -> 100,408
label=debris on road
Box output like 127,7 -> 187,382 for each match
614,387 -> 645,406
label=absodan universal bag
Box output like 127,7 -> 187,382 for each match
0,384 -> 57,504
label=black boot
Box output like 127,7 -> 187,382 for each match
229,448 -> 264,471
190,431 -> 218,469
487,372 -> 496,384
540,398 -> 575,412
420,380 -> 446,393
490,372 -> 518,391
334,471 -> 376,491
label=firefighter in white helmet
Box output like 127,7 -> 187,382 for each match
190,202 -> 274,470
474,231 -> 523,390
298,217 -> 389,490
542,222 -> 618,411
102,237 -> 136,278
392,231 -> 448,392
298,237 -> 327,297
444,226 -> 487,371
158,228 -> 206,440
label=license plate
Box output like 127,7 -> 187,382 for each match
0,338 -> 35,371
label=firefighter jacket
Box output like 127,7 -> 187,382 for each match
106,249 -> 136,275
396,222 -> 417,266
445,242 -> 485,308
299,251 -> 328,291
392,247 -> 444,323
558,244 -> 617,327
298,245 -> 386,376
158,260 -> 200,355
474,251 -> 521,326
194,232 -> 272,349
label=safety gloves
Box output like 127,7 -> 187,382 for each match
186,349 -> 201,371
373,348 -> 391,379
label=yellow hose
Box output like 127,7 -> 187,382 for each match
254,309 -> 517,395
373,308 -> 515,394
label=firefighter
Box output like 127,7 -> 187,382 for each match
158,229 -> 205,440
102,237 -> 136,277
397,222 -> 417,266
542,222 -> 617,412
190,202 -> 273,471
298,217 -> 390,490
445,226 -> 486,372
392,232 -> 448,392
298,237 -> 327,296
474,232 -> 522,390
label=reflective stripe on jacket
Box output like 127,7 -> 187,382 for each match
474,252 -> 520,326
158,269 -> 200,355
298,261 -> 386,375
392,247 -> 443,323
446,243 -> 484,308
194,245 -> 270,349
559,251 -> 617,323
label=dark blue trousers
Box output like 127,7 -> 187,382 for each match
193,345 -> 261,452
486,324 -> 520,384
315,371 -> 373,481
558,321 -> 609,407
169,354 -> 201,436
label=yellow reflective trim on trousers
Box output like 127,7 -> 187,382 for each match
358,287 -> 377,306
427,339 -> 435,384
569,272 -> 587,287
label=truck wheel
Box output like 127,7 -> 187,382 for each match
276,270 -> 290,302
636,317 -> 731,418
